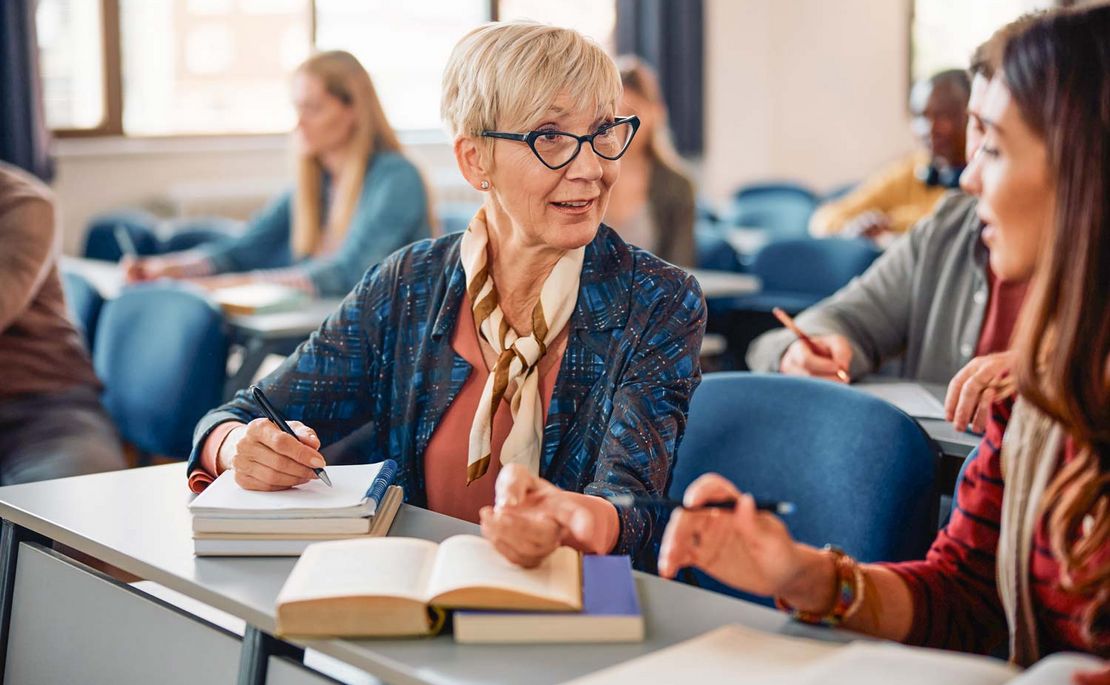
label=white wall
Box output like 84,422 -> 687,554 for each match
701,0 -> 916,202
50,0 -> 918,250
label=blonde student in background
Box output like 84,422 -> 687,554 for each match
123,51 -> 431,298
663,6 -> 1109,679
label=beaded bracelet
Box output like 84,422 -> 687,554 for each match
774,545 -> 865,627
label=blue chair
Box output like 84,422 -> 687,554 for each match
728,182 -> 820,240
695,225 -> 743,271
668,372 -> 938,602
93,283 -> 229,461
939,445 -> 980,529
83,210 -> 161,262
730,237 -> 881,314
60,270 -> 103,351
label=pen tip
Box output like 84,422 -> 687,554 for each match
318,469 -> 332,487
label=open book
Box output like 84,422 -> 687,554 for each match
275,535 -> 581,637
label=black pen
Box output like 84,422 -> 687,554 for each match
606,494 -> 794,516
249,385 -> 332,487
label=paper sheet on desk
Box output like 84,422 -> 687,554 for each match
853,382 -> 948,420
562,624 -> 1020,685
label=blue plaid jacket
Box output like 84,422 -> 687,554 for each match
188,225 -> 706,570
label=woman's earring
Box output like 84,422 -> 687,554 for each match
480,180 -> 490,190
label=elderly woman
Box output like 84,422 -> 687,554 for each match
186,22 -> 706,570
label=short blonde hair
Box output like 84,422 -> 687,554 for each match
441,22 -> 622,140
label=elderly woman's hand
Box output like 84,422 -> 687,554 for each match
217,418 -> 326,491
479,464 -> 605,568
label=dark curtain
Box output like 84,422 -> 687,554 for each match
1,0 -> 53,181
616,0 -> 704,156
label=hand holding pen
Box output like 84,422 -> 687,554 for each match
772,307 -> 852,384
250,385 -> 332,487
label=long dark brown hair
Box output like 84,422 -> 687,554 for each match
1005,5 -> 1110,650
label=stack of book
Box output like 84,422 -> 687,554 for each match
210,282 -> 308,316
274,534 -> 644,643
189,461 -> 402,556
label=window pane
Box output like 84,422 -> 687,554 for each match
911,0 -> 1054,82
497,0 -> 616,53
314,0 -> 488,132
119,0 -> 312,135
37,0 -> 106,130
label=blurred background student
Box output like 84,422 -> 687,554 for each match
809,69 -> 970,242
122,50 -> 431,298
0,162 -> 125,484
603,57 -> 696,267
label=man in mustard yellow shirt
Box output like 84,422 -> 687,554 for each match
810,69 -> 970,240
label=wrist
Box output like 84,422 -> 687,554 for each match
777,546 -> 837,613
776,546 -> 865,626
215,424 -> 247,473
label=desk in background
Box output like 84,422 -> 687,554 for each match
0,464 -> 854,685
60,257 -> 342,399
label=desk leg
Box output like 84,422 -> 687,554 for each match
0,520 -> 49,679
238,624 -> 304,685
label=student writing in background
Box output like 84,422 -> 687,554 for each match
603,57 -> 697,267
747,16 -> 1035,433
0,163 -> 126,484
664,7 -> 1109,676
122,51 -> 431,298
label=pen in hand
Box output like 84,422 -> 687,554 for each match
772,307 -> 850,383
249,385 -> 332,487
606,494 -> 795,516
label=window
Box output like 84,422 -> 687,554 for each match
119,0 -> 312,135
911,0 -> 1056,82
37,0 -> 617,137
37,0 -> 109,131
313,0 -> 488,132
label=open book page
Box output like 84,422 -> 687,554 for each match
853,382 -> 948,420
277,537 -> 439,604
189,463 -> 386,519
1009,653 -> 1106,684
426,535 -> 582,611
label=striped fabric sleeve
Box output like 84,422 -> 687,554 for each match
881,400 -> 1013,654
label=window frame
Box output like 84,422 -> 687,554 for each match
46,0 -> 509,139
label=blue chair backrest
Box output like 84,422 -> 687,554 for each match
83,212 -> 161,262
729,182 -> 819,239
750,237 -> 880,298
60,270 -> 103,351
695,225 -> 742,271
938,445 -> 981,529
93,283 -> 229,459
669,372 -> 938,601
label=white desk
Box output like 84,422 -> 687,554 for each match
686,268 -> 761,299
60,257 -> 342,397
0,464 -> 856,685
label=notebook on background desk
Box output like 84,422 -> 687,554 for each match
853,381 -> 948,420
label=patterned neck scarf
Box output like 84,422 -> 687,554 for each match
458,207 -> 584,484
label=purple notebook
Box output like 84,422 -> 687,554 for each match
453,555 -> 644,643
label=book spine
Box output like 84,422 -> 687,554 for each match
363,459 -> 398,504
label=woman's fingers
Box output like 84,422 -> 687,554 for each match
683,473 -> 742,508
494,463 -> 539,508
480,507 -> 559,567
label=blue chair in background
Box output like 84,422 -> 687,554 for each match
83,210 -> 161,262
736,236 -> 882,313
727,182 -> 820,240
695,225 -> 743,271
93,283 -> 229,461
938,445 -> 980,529
60,270 -> 103,351
668,372 -> 938,603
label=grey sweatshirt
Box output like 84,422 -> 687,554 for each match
746,192 -> 990,385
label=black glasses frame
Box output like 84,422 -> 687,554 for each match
481,115 -> 641,170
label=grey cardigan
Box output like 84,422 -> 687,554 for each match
746,192 -> 990,384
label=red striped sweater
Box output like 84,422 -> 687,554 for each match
885,399 -> 1108,658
